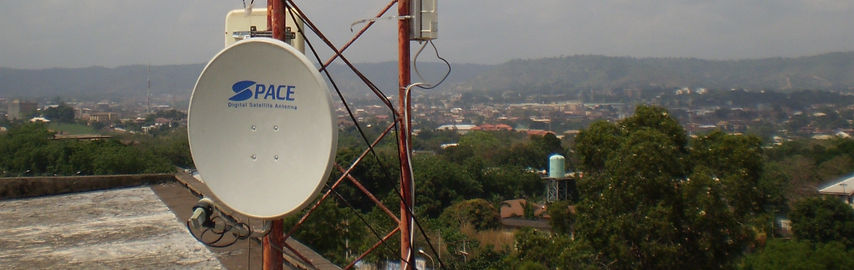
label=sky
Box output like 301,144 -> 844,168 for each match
0,0 -> 852,69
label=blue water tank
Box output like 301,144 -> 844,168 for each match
549,154 -> 565,178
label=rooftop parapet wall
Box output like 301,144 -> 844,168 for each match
0,174 -> 175,200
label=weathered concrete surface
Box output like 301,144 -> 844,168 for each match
0,174 -> 175,200
172,170 -> 342,270
151,181 -> 263,269
0,186 -> 223,269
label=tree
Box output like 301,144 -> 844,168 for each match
42,103 -> 75,123
0,123 -> 174,176
439,198 -> 499,231
573,120 -> 622,173
691,130 -> 765,217
413,155 -> 482,217
547,200 -> 573,235
790,196 -> 854,248
565,105 -> 774,269
743,239 -> 854,270
282,198 -> 369,266
509,227 -> 571,269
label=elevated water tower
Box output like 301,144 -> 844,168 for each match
544,154 -> 578,202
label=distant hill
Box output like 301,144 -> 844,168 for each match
462,52 -> 854,94
2,52 -> 852,99
323,62 -> 490,99
0,64 -> 204,99
0,62 -> 489,100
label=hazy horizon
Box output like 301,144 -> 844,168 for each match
1,1 -> 852,69
4,50 -> 854,71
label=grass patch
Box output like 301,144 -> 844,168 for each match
48,122 -> 98,135
460,224 -> 516,252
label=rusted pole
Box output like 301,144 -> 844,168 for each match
263,1 -> 287,270
271,0 -> 287,40
397,0 -> 414,269
263,222 -> 284,270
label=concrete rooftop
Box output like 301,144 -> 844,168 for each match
0,186 -> 222,269
0,173 -> 342,270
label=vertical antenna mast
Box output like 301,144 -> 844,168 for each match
264,2 -> 286,270
397,0 -> 414,269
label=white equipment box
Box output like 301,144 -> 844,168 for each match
224,8 -> 305,52
411,0 -> 438,40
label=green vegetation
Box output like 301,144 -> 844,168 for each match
555,106 -> 778,268
789,197 -> 854,248
5,102 -> 854,268
743,239 -> 854,270
290,105 -> 854,269
440,199 -> 499,231
765,138 -> 854,200
0,122 -> 179,176
744,197 -> 854,269
41,103 -> 75,123
283,122 -> 559,265
47,122 -> 97,135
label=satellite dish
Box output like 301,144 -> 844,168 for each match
188,38 -> 337,219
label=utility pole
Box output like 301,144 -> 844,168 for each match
397,0 -> 414,269
263,1 -> 287,270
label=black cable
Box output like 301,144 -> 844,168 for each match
186,214 -> 252,248
413,40 -> 451,90
209,216 -> 229,234
187,220 -> 228,247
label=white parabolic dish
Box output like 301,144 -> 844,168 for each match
188,38 -> 337,219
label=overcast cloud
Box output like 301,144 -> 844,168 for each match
1,0 -> 852,69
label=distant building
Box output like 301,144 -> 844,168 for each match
811,134 -> 834,140
471,123 -> 513,131
436,124 -> 476,134
29,117 -> 50,123
440,143 -> 458,149
8,99 -> 38,120
818,173 -> 854,207
86,112 -> 117,123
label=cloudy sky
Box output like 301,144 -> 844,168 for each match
1,0 -> 852,69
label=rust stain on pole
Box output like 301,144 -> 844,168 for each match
271,0 -> 287,42
263,220 -> 284,270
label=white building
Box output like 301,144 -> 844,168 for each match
436,124 -> 476,134
818,173 -> 854,206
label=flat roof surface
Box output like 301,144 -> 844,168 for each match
0,186 -> 223,269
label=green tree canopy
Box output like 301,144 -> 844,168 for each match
439,198 -> 499,231
743,239 -> 854,270
42,103 -> 75,123
0,123 -> 174,176
565,105 -> 779,269
790,196 -> 854,248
